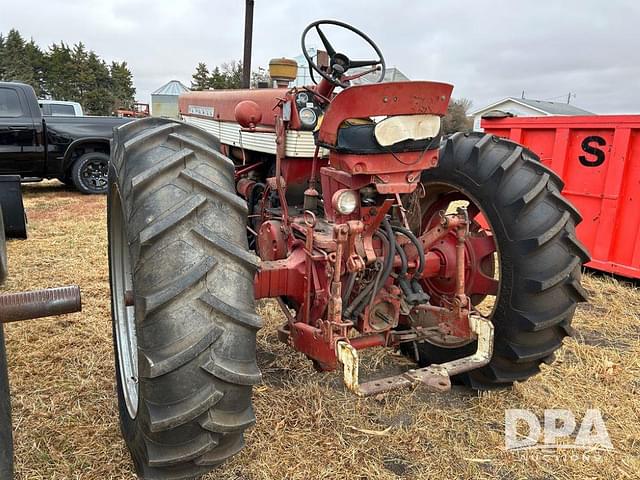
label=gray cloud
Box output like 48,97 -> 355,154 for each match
2,0 -> 638,113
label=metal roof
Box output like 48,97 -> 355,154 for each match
470,97 -> 594,116
514,98 -> 594,115
351,67 -> 410,85
152,80 -> 190,96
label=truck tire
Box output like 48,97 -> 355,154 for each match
411,132 -> 589,389
0,325 -> 12,480
108,117 -> 261,479
71,152 -> 110,194
0,207 -> 7,283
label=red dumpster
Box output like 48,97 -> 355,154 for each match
482,115 -> 640,279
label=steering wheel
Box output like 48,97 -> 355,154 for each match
301,20 -> 386,88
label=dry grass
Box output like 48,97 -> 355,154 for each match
2,180 -> 639,479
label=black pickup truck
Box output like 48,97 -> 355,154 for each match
0,81 -> 133,193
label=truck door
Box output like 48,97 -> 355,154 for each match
0,86 -> 43,177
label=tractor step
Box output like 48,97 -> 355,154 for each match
337,313 -> 494,396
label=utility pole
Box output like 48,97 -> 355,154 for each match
242,0 -> 255,89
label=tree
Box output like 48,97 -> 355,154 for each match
442,98 -> 473,134
0,29 -> 46,96
110,61 -> 136,110
191,60 -> 245,90
0,29 -> 136,115
191,62 -> 210,90
46,42 -> 75,100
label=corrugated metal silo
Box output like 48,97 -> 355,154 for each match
151,80 -> 190,118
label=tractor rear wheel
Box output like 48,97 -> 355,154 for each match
108,118 -> 261,479
0,325 -> 12,480
0,206 -> 12,478
408,132 -> 589,389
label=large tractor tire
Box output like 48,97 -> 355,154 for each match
0,207 -> 7,283
411,132 -> 589,389
0,207 -> 12,479
108,118 -> 261,479
0,325 -> 12,480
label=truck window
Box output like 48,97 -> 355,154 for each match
0,89 -> 24,117
39,103 -> 52,116
50,104 -> 76,116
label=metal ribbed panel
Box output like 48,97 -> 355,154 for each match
183,116 -> 325,158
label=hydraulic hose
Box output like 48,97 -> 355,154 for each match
344,227 -> 393,318
395,242 -> 408,276
392,225 -> 425,277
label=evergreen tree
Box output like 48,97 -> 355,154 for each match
110,61 -> 136,110
0,29 -> 137,115
193,60 -> 245,90
1,30 -> 36,89
191,62 -> 210,90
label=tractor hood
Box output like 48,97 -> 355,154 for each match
178,81 -> 453,142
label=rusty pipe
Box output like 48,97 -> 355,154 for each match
0,285 -> 81,323
350,334 -> 386,350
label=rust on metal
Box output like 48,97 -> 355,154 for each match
0,285 -> 82,323
336,340 -> 451,396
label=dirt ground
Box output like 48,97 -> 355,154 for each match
2,181 -> 639,479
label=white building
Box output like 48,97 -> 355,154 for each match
470,97 -> 594,131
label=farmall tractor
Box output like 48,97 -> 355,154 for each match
107,20 -> 588,479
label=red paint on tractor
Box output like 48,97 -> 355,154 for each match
316,81 -> 452,146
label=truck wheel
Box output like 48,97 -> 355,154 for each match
108,117 -> 261,479
0,325 -> 13,480
71,152 -> 110,194
409,132 -> 588,389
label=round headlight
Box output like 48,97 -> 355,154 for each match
296,91 -> 309,107
332,189 -> 358,215
298,107 -> 317,129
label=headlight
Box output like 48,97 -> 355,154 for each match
298,107 -> 318,129
296,92 -> 309,107
374,114 -> 441,147
332,189 -> 358,215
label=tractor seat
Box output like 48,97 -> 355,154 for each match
333,119 -> 440,154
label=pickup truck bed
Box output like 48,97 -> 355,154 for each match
0,81 -> 133,193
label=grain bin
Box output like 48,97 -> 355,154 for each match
151,80 -> 190,118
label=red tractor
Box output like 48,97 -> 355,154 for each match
107,20 -> 588,479
116,102 -> 151,119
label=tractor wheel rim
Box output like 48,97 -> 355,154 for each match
109,186 -> 139,418
414,181 -> 501,349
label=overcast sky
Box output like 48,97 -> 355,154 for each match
2,0 -> 639,113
